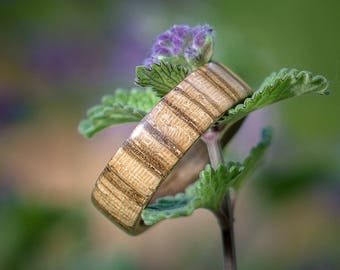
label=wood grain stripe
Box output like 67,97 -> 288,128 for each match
203,66 -> 242,101
196,68 -> 237,102
92,189 -> 130,229
123,139 -> 167,177
173,87 -> 215,120
93,185 -> 139,228
213,62 -> 252,94
127,137 -> 172,174
183,78 -> 224,114
162,97 -> 203,135
102,166 -> 146,206
143,120 -> 183,158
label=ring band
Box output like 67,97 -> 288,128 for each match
92,62 -> 252,234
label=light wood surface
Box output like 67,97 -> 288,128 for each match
92,62 -> 253,234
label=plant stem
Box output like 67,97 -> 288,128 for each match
203,131 -> 224,169
216,195 -> 237,270
202,129 -> 237,270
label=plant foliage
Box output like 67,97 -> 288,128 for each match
78,88 -> 159,138
141,128 -> 272,226
217,68 -> 329,128
135,61 -> 189,97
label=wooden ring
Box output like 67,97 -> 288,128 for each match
92,62 -> 252,234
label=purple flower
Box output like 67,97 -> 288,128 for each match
170,25 -> 190,39
143,24 -> 215,69
153,44 -> 172,56
184,46 -> 198,60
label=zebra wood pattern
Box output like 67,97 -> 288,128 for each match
92,62 -> 253,234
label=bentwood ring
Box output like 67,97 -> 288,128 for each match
92,62 -> 252,235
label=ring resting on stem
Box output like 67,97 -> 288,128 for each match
91,61 -> 252,240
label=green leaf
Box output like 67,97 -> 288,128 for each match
135,61 -> 189,97
217,68 -> 329,128
78,88 -> 159,138
141,193 -> 196,226
230,127 -> 272,190
103,88 -> 159,113
191,163 -> 242,210
142,164 -> 242,226
142,128 -> 272,226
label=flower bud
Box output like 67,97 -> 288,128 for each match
143,24 -> 215,69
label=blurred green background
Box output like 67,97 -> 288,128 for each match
1,0 -> 339,269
